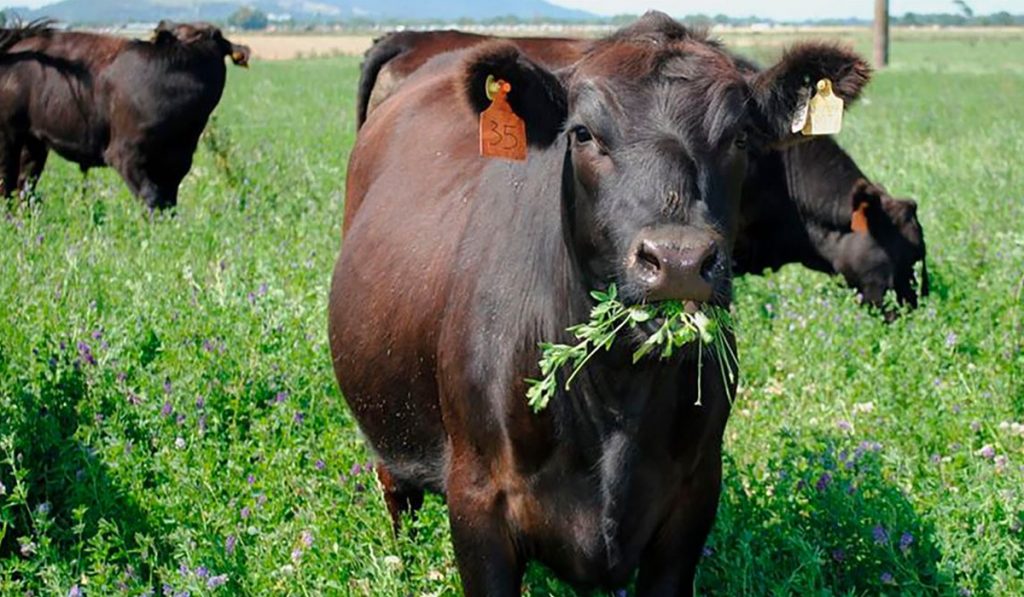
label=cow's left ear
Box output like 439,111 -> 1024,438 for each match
750,42 -> 871,143
850,179 -> 882,234
461,42 -> 567,148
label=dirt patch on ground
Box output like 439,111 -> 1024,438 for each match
230,35 -> 376,60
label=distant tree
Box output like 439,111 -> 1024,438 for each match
953,0 -> 974,18
228,7 -> 269,31
987,11 -> 1015,25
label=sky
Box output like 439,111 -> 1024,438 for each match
0,0 -> 1021,18
550,1 -> 1023,19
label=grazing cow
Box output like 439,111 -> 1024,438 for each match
0,21 -> 250,208
356,30 -> 928,312
736,138 -> 928,315
329,13 -> 870,594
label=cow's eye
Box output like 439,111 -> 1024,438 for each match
571,125 -> 593,144
734,131 -> 748,150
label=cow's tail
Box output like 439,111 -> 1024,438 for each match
355,32 -> 408,130
0,18 -> 54,53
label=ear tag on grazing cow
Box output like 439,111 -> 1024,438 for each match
802,79 -> 844,136
479,75 -> 527,161
851,201 -> 870,234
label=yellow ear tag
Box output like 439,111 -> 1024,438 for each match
479,75 -> 527,161
802,79 -> 844,136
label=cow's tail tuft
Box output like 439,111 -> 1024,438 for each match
0,18 -> 55,53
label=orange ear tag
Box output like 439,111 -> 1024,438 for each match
479,75 -> 527,161
851,202 -> 870,234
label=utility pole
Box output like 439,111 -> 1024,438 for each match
874,0 -> 890,68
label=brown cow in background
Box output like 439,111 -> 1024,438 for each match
0,20 -> 249,208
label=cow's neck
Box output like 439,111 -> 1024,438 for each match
783,138 -> 864,231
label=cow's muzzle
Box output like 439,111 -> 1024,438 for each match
629,226 -> 720,304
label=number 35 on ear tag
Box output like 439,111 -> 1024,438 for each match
480,75 -> 527,161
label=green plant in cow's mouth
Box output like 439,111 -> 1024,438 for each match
526,284 -> 737,412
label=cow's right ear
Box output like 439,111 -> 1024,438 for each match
750,42 -> 871,143
850,179 -> 882,234
461,43 -> 567,148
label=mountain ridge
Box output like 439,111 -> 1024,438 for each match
5,0 -> 596,24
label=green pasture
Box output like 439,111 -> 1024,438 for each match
1,32 -> 1022,595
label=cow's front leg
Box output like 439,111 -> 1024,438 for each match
446,455 -> 523,597
636,456 -> 723,597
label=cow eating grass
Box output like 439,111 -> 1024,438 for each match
0,20 -> 250,209
329,12 -> 870,595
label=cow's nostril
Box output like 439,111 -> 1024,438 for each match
636,241 -> 661,274
699,247 -> 717,281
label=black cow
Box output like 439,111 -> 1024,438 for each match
0,20 -> 249,208
329,12 -> 871,595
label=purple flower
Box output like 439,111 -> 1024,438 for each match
873,525 -> 889,545
350,463 -> 362,476
899,532 -> 914,551
195,396 -> 205,409
256,493 -> 267,507
240,506 -> 251,519
945,332 -> 957,348
701,545 -> 714,557
91,329 -> 102,340
36,502 -> 51,515
977,445 -> 995,459
881,572 -> 894,584
274,391 -> 288,403
930,453 -> 941,465
970,420 -> 981,432
247,474 -> 255,485
161,401 -> 173,417
831,548 -> 846,562
207,574 -> 228,589
77,342 -> 96,366
291,548 -> 303,562
293,412 -> 305,424
959,588 -> 973,597
68,585 -> 82,597
225,535 -> 237,555
163,378 -> 173,394
198,415 -> 207,433
176,414 -> 186,426
258,283 -> 268,297
195,566 -> 208,579
315,459 -> 326,471
179,563 -> 189,576
162,584 -> 173,596
301,530 -> 314,548
836,420 -> 853,432
816,472 -> 832,492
